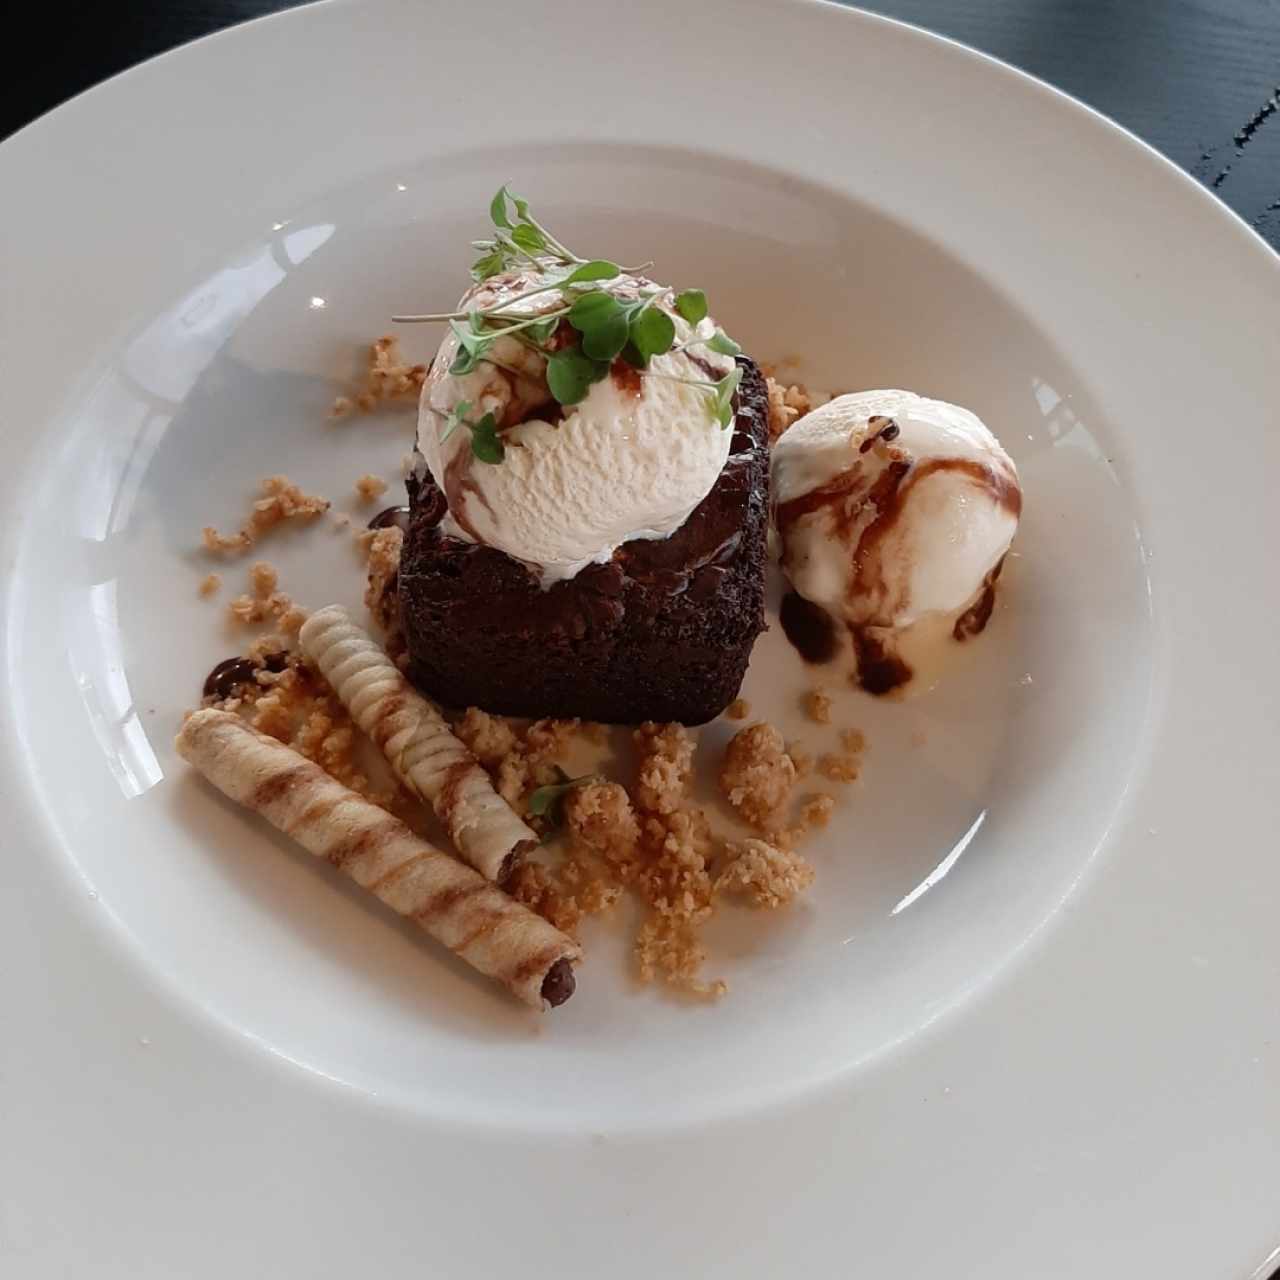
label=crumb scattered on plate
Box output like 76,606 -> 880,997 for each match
202,475 -> 330,554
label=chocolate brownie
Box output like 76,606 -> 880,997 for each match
397,356 -> 769,725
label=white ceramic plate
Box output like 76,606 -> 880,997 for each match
3,1 -> 1278,1275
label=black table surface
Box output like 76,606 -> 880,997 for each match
7,3 -> 1280,1276
8,0 -> 1280,251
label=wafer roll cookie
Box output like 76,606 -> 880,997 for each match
175,709 -> 579,1008
299,605 -> 536,881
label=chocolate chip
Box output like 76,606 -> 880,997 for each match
540,958 -> 576,1008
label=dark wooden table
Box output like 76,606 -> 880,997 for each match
7,3 -> 1279,1276
8,0 -> 1280,250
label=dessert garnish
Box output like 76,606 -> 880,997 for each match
392,187 -> 744,455
299,606 -> 537,882
175,709 -> 580,1008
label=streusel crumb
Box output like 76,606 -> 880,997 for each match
765,377 -> 813,441
197,573 -> 222,599
818,754 -> 861,782
719,722 -> 797,831
354,473 -> 388,503
803,688 -> 832,724
794,793 -> 835,834
454,707 -> 519,768
788,744 -> 814,777
508,850 -> 621,942
330,336 -> 426,418
202,475 -> 330,554
249,560 -> 278,598
564,782 -> 640,876
819,728 -> 865,783
717,837 -> 815,908
361,525 -> 403,634
725,697 -> 750,721
633,807 -> 726,997
633,721 -> 695,814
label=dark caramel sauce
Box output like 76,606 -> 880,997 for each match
849,627 -> 913,695
953,556 -> 1006,641
779,591 -> 839,664
203,651 -> 287,699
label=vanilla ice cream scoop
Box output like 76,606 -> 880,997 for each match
416,266 -> 736,586
771,389 -> 1021,693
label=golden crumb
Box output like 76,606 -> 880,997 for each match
508,861 -> 583,937
354,473 -> 388,503
508,852 -> 621,942
719,722 -> 796,831
579,721 -> 609,745
564,782 -> 640,876
717,837 -> 815,908
632,807 -> 726,997
224,565 -> 307,632
635,915 -> 727,998
197,573 -> 221,599
202,654 -> 407,817
361,525 -> 403,634
331,336 -> 427,418
818,727 -> 866,783
818,754 -> 861,783
788,744 -> 814,777
725,697 -> 751,721
249,561 -> 278,599
202,475 -> 329,555
524,718 -> 580,765
765,377 -> 813,441
476,717 -> 579,810
795,793 -> 835,833
633,721 -> 695,814
454,707 -> 519,768
803,688 -> 832,724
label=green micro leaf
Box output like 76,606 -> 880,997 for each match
470,412 -> 505,464
547,349 -> 608,406
568,290 -> 622,329
510,191 -> 532,222
440,399 -> 472,443
674,288 -> 708,325
580,312 -> 629,362
450,344 -> 480,375
712,367 -> 743,429
706,330 -> 742,357
566,259 -> 621,284
470,249 -> 506,282
511,223 -> 547,254
629,306 -> 676,364
525,317 -> 561,346
490,186 -> 513,229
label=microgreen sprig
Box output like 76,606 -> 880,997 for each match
439,400 -> 505,464
393,188 -> 745,443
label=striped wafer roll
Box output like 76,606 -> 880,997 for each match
175,709 -> 579,1009
299,605 -> 535,882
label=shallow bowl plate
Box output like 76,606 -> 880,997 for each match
2,2 -> 1278,1276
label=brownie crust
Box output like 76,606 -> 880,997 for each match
398,357 -> 769,725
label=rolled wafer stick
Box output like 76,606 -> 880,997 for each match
175,709 -> 579,1009
299,605 -> 535,883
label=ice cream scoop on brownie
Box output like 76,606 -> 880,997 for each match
393,190 -> 767,725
